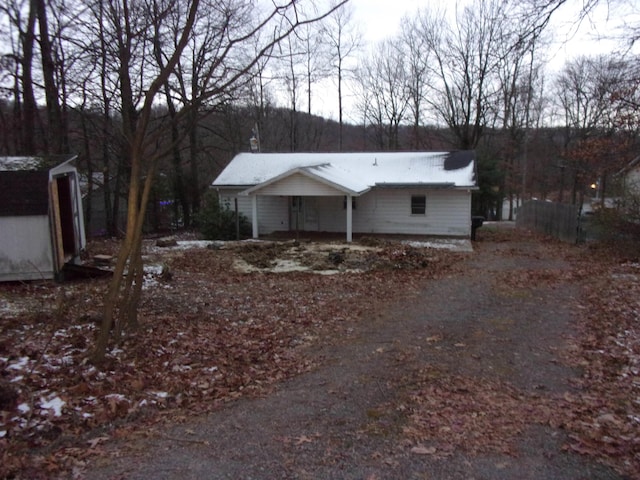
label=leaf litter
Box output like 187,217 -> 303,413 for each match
0,230 -> 639,478
0,234 -> 463,478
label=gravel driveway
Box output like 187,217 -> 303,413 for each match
85,229 -> 623,480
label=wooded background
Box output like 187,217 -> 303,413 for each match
1,0 -> 639,233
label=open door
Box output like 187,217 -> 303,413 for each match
50,173 -> 83,271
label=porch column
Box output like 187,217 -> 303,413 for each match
251,195 -> 258,239
346,194 -> 353,243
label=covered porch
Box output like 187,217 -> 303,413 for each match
241,165 -> 369,243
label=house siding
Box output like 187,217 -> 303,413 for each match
369,189 -> 471,236
0,216 -> 54,281
312,189 -> 470,236
219,189 -> 289,233
257,173 -> 345,196
217,187 -> 471,237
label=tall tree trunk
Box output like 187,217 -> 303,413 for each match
188,110 -> 201,216
21,2 -> 37,154
35,0 -> 65,154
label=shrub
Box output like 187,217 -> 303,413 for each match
195,192 -> 252,240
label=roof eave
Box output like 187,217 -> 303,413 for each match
375,182 -> 457,189
240,166 -> 370,196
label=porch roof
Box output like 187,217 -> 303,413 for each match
242,163 -> 371,196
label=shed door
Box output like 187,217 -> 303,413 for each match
51,175 -> 81,270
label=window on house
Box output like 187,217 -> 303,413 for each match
411,195 -> 426,215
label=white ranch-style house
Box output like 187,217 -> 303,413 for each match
212,151 -> 478,242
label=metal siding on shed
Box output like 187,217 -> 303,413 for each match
0,216 -> 54,281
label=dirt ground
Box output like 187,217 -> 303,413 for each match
78,226 -> 630,480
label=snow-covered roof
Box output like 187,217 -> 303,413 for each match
0,155 -> 78,172
213,151 -> 477,194
0,157 -> 44,171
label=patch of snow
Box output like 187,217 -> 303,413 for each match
145,264 -> 164,275
174,240 -> 214,250
233,257 -> 349,276
105,393 -> 126,401
402,239 -> 473,252
10,375 -> 23,382
7,357 -> 30,371
40,395 -> 65,417
0,430 -> 6,438
271,259 -> 313,273
143,264 -> 165,290
150,391 -> 169,398
18,403 -> 30,413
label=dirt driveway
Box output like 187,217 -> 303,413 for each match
84,229 -> 624,480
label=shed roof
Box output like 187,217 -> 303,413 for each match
212,151 -> 477,194
0,156 -> 44,171
0,154 -> 78,172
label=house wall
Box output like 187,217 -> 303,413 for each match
311,189 -> 471,236
219,190 -> 289,233
218,187 -> 472,237
0,215 -> 54,281
256,172 -> 345,196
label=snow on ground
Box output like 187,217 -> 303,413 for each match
402,238 -> 473,252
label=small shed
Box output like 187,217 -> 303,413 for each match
212,151 -> 478,241
0,155 -> 86,281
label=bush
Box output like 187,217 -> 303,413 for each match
588,208 -> 640,259
195,192 -> 252,240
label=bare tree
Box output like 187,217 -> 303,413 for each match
358,39 -> 410,150
92,0 -> 348,362
323,0 -> 360,151
400,14 -> 432,149
0,0 -> 40,153
416,0 -> 511,150
555,54 -> 629,204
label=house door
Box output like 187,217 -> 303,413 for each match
290,196 -> 319,232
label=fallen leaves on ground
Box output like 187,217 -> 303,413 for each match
0,235 -> 463,478
388,364 -> 556,459
389,238 -> 640,478
560,257 -> 640,478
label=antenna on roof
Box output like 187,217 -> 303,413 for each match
249,123 -> 261,153
373,157 -> 378,166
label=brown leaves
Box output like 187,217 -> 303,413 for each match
398,365 -> 555,458
0,236 -> 460,478
558,259 -> 640,478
